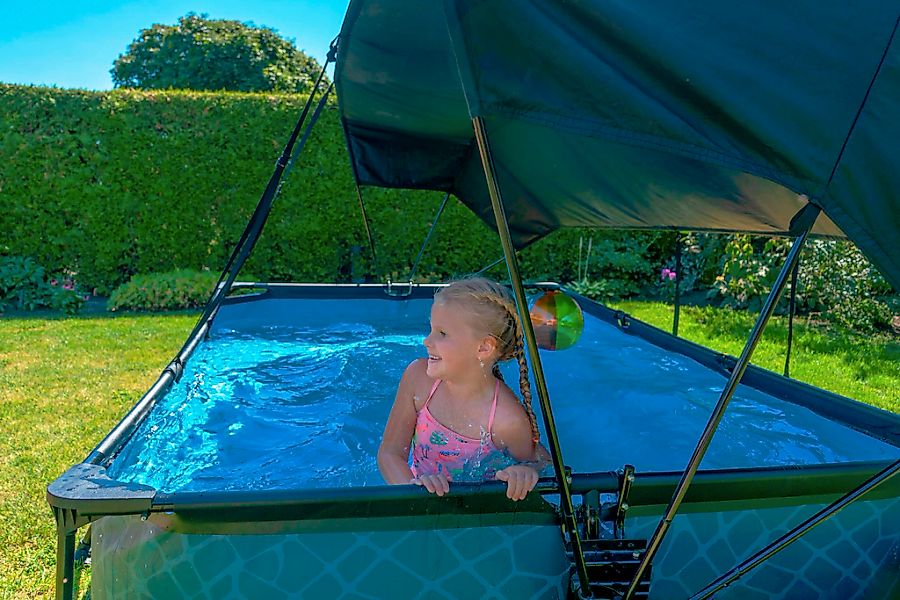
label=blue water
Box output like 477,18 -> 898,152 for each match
107,298 -> 899,493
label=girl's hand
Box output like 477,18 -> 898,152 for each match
411,473 -> 451,496
495,465 -> 539,501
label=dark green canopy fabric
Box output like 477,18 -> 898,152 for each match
334,1 -> 900,289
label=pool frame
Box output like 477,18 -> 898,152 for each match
48,283 -> 900,599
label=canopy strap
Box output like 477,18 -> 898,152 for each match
475,255 -> 506,276
689,458 -> 900,600
354,184 -> 378,279
784,258 -> 800,377
623,203 -> 822,600
212,38 -> 336,300
183,78 -> 334,350
407,192 -> 450,281
471,115 -> 595,598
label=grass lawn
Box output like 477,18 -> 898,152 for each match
0,304 -> 896,598
0,313 -> 197,599
608,300 -> 899,413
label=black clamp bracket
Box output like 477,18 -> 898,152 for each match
164,357 -> 185,383
613,464 -> 635,539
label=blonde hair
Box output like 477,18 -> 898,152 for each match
434,277 -> 540,444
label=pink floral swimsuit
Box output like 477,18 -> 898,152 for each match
410,379 -> 512,482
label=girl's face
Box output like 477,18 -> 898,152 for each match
423,301 -> 488,381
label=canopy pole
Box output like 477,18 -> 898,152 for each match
673,232 -> 682,336
784,259 -> 800,377
623,203 -> 822,600
689,458 -> 900,600
407,192 -> 450,281
471,116 -> 594,598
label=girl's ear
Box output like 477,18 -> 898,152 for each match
476,335 -> 498,359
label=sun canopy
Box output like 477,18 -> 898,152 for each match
334,1 -> 900,289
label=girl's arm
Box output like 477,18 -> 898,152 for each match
377,360 -> 423,484
493,401 -> 545,501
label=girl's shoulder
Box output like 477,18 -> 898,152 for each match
490,383 -> 537,459
491,382 -> 532,434
402,358 -> 437,409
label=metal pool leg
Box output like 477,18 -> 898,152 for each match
55,529 -> 75,600
471,115 -> 595,598
623,203 -> 822,599
52,505 -> 88,600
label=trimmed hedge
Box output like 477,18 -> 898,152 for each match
0,84 -> 523,292
0,84 -> 701,294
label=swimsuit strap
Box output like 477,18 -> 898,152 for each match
486,379 -> 500,434
422,379 -> 441,409
423,378 -> 498,433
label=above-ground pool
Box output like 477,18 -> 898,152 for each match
107,294 -> 898,493
49,285 -> 900,599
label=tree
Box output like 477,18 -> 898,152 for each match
111,13 -> 324,93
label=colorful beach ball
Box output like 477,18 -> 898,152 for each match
529,290 -> 584,350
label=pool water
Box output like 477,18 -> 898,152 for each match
107,298 -> 899,492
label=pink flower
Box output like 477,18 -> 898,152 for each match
668,271 -> 677,281
50,279 -> 58,286
63,282 -> 74,290
661,268 -> 671,280
83,294 -> 90,301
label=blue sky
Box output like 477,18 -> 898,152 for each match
0,1 -> 350,90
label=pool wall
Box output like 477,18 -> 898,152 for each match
62,463 -> 900,599
47,284 -> 900,599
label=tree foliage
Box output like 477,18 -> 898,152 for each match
111,13 -> 324,93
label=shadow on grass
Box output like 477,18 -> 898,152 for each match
1,296 -> 200,321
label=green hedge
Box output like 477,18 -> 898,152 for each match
0,85 -> 503,291
0,84 -> 670,292
3,85 -> 893,331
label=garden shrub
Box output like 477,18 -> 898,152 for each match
107,269 -> 219,311
553,230 -> 671,301
796,240 -> 897,333
0,255 -> 86,314
703,235 -> 897,333
709,235 -> 791,311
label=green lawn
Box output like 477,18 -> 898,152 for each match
0,313 -> 197,599
0,305 -> 896,598
608,300 -> 899,413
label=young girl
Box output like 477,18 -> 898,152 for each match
378,277 -> 549,501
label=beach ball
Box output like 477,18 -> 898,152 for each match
529,290 -> 584,350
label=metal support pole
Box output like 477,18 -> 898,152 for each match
673,232 -> 682,337
689,458 -> 900,600
623,204 -> 822,599
784,259 -> 800,377
471,116 -> 594,598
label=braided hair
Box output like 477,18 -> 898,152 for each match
433,277 -> 540,445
